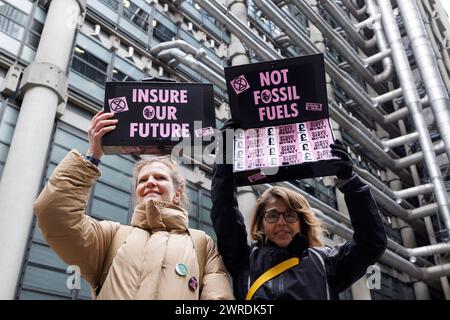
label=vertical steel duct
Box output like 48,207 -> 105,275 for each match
377,0 -> 450,238
397,0 -> 450,163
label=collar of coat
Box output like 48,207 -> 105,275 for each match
130,199 -> 188,233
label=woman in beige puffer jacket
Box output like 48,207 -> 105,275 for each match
33,111 -> 233,300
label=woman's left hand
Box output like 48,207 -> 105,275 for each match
87,111 -> 118,159
330,140 -> 354,179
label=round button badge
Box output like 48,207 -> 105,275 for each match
175,263 -> 188,276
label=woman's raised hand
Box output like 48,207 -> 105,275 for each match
86,111 -> 118,159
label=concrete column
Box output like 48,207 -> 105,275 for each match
227,0 -> 250,66
237,186 -> 258,239
0,0 -> 86,299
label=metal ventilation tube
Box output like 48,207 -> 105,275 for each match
416,0 -> 450,92
196,0 -> 280,60
150,40 -> 224,76
377,0 -> 450,238
155,48 -> 227,91
397,0 -> 450,163
319,0 -> 377,51
289,0 -> 392,87
341,0 -> 367,18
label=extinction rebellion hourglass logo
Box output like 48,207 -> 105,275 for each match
230,75 -> 250,94
108,96 -> 129,113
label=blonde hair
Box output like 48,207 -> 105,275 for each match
250,186 -> 325,247
132,156 -> 189,209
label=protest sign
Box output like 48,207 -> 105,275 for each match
225,54 -> 328,129
102,81 -> 215,155
225,54 -> 341,186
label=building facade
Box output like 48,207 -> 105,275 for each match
0,0 -> 449,300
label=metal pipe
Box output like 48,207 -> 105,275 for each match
427,13 -> 450,76
319,0 -> 377,50
384,107 -> 410,124
290,0 -> 391,87
156,48 -> 227,91
364,49 -> 391,66
397,0 -> 450,163
395,101 -> 449,298
365,0 -> 394,82
394,183 -> 434,200
372,87 -> 403,106
409,202 -> 439,220
150,40 -> 224,75
354,13 -> 380,31
408,242 -> 450,257
417,0 -> 450,93
196,0 -> 280,60
341,0 -> 367,18
383,132 -> 419,151
397,141 -> 446,169
378,0 -> 450,238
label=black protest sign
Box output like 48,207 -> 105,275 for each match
224,54 -> 328,129
102,81 -> 215,155
224,54 -> 341,186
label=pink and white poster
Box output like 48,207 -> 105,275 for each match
234,118 -> 334,172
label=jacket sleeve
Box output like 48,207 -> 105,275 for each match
200,235 -> 235,300
211,163 -> 251,277
325,175 -> 388,293
33,149 -> 120,287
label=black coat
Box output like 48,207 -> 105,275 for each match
211,163 -> 387,300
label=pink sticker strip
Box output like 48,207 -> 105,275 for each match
194,127 -> 214,138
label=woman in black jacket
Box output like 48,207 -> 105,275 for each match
211,124 -> 387,300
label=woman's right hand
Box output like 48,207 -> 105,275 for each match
86,111 -> 118,159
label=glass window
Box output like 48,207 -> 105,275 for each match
99,0 -> 120,10
112,68 -> 135,82
26,19 -> 43,49
0,102 -> 19,178
0,2 -> 28,40
187,182 -> 216,241
154,21 -> 176,42
122,0 -> 150,32
71,47 -> 108,86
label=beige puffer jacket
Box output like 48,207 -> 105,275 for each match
34,150 -> 234,300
